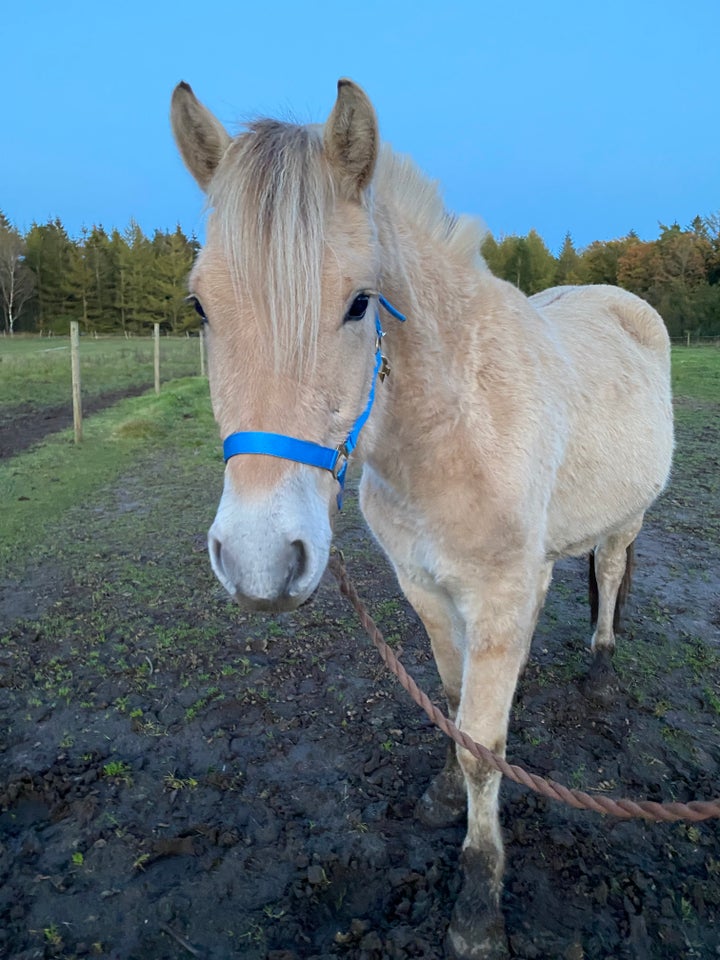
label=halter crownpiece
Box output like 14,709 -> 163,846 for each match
222,295 -> 406,507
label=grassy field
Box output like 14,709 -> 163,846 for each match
671,345 -> 720,399
0,334 -> 204,412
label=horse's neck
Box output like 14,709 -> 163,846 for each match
376,199 -> 477,351
366,204 -> 483,485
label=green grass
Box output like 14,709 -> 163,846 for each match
0,378 -> 217,568
0,334 -> 203,411
659,347 -> 720,544
670,345 -> 720,400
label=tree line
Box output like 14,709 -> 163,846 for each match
0,214 -> 198,336
482,214 -> 720,338
1,210 -> 720,338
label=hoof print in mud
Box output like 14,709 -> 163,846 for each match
415,788 -> 467,829
415,764 -> 467,828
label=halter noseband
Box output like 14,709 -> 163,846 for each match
222,295 -> 406,507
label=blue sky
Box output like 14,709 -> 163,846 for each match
2,0 -> 717,254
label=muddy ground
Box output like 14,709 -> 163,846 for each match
0,392 -> 719,960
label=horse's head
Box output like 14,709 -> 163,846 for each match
171,79 -> 383,611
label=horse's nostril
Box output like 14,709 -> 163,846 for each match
290,539 -> 307,582
208,534 -> 225,579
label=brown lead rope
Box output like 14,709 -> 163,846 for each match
328,553 -> 720,823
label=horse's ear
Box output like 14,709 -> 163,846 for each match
171,82 -> 231,192
323,79 -> 378,200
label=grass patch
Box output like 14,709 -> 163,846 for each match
671,346 -> 720,401
113,417 -> 168,440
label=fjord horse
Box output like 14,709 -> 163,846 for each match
171,79 -> 673,958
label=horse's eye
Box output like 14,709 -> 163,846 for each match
188,296 -> 207,324
344,294 -> 370,323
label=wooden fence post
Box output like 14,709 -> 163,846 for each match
70,321 -> 82,444
154,323 -> 160,395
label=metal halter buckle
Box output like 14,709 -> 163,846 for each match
332,442 -> 349,480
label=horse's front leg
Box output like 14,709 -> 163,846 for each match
360,470 -> 469,826
395,571 -> 467,827
447,574 -> 543,960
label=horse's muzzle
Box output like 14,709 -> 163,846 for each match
208,531 -> 319,611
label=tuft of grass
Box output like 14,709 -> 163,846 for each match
102,760 -> 133,784
163,772 -> 199,792
43,924 -> 63,948
113,418 -> 166,440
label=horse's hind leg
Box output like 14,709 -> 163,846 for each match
585,516 -> 642,697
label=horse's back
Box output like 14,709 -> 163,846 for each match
530,284 -> 670,358
529,284 -> 673,556
530,284 -> 672,410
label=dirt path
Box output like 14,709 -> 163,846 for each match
0,386 -> 151,460
0,400 -> 718,959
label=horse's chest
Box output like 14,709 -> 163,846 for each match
359,467 -> 443,580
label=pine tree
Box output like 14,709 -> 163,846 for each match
122,220 -> 154,331
110,228 -> 131,333
24,219 -> 77,332
149,226 -> 196,332
67,226 -> 92,331
555,233 -> 583,285
84,225 -> 116,332
523,230 -> 556,294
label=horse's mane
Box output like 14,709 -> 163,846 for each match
374,149 -> 486,270
208,118 -> 485,367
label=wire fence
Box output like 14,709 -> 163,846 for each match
670,335 -> 720,347
1,329 -> 205,399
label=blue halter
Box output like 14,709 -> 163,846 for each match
222,295 -> 406,507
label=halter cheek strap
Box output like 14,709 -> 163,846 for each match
222,295 -> 406,508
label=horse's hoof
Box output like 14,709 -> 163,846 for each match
415,768 -> 467,828
445,913 -> 508,959
581,648 -> 620,704
445,849 -> 508,959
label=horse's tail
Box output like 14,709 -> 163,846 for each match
588,541 -> 635,633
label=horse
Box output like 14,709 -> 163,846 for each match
170,78 -> 674,959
